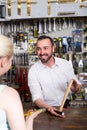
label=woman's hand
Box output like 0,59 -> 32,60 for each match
25,109 -> 42,130
25,109 -> 43,121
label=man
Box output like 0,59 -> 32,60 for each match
28,35 -> 81,117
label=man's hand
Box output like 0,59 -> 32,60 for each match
47,106 -> 65,118
71,80 -> 82,93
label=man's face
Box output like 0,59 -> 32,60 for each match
36,38 -> 54,63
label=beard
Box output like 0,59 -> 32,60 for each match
39,53 -> 53,63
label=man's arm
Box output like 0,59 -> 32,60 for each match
34,98 -> 65,118
34,98 -> 50,109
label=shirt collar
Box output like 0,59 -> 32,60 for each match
38,57 -> 59,69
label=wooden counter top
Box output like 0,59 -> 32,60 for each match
33,106 -> 87,130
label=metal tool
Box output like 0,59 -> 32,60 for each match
53,18 -> 56,31
44,19 -> 48,34
7,0 -> 11,16
47,0 -> 51,15
27,0 -> 31,16
18,0 -> 21,15
48,18 -> 52,32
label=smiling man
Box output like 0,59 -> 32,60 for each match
28,35 -> 82,118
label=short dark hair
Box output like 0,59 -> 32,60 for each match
37,35 -> 54,46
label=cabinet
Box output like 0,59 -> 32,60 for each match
0,0 -> 87,21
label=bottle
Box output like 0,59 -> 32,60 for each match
72,53 -> 78,74
68,53 -> 73,68
33,22 -> 38,38
79,59 -> 83,68
57,37 -> 62,53
78,59 -> 83,73
53,38 -> 57,53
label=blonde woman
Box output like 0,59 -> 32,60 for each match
0,35 -> 41,130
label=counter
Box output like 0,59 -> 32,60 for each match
33,106 -> 87,130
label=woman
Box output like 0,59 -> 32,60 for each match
0,35 -> 41,130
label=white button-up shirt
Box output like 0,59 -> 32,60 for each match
28,57 -> 80,106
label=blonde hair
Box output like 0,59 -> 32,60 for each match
0,35 -> 14,58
